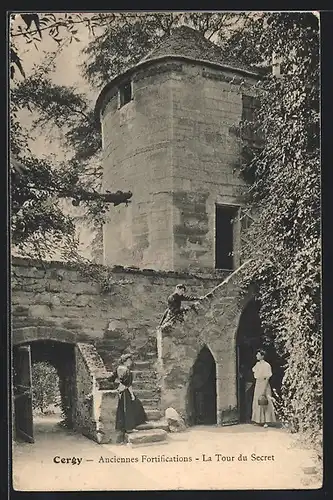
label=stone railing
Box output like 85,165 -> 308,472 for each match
75,343 -> 120,444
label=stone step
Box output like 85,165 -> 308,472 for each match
141,398 -> 160,407
126,428 -> 168,447
132,380 -> 156,389
136,419 -> 169,432
146,352 -> 157,359
134,389 -> 159,399
132,369 -> 156,379
145,408 -> 162,421
134,360 -> 153,369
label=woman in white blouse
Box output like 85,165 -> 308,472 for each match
251,349 -> 276,427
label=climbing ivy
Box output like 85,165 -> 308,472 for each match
62,253 -> 114,294
235,13 -> 321,455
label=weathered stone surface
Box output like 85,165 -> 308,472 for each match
97,390 -> 119,444
126,428 -> 168,445
157,272 -> 253,425
11,253 -> 250,430
12,259 -> 222,370
29,304 -> 52,317
134,389 -> 159,399
145,409 -> 163,421
140,398 -> 160,408
74,343 -> 121,444
136,419 -> 169,432
100,55 -> 256,271
165,407 -> 187,432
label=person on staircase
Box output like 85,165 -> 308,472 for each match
115,353 -> 147,443
159,284 -> 204,330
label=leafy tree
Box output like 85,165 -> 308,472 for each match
10,12 -> 245,260
10,12 -> 112,79
81,12 -> 243,88
235,12 -> 321,454
32,361 -> 60,414
10,12 -> 132,260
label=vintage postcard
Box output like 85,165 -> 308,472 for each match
10,11 -> 322,491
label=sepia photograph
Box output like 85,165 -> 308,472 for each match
9,10 -> 322,491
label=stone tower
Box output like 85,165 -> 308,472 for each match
95,26 -> 260,271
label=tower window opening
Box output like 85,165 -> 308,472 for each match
215,205 -> 238,270
119,81 -> 132,107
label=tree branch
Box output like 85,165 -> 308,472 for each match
65,189 -> 133,207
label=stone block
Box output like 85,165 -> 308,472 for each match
97,390 -> 121,443
145,409 -> 162,421
126,428 -> 168,446
136,419 -> 169,432
29,304 -> 51,317
12,305 -> 30,316
75,295 -> 93,307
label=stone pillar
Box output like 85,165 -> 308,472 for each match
74,343 -> 120,443
95,390 -> 119,444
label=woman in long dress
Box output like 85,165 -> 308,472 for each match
251,349 -> 276,427
115,353 -> 147,443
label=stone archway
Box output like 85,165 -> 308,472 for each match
157,279 -> 258,426
235,299 -> 285,423
186,345 -> 217,426
12,327 -> 78,442
12,327 -> 118,444
13,326 -> 78,346
13,339 -> 77,441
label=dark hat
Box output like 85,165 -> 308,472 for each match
256,348 -> 266,357
176,283 -> 186,290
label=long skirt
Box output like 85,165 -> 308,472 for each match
251,379 -> 276,424
115,389 -> 147,432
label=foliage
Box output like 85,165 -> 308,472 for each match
64,253 -> 115,294
10,12 -> 112,79
9,11 -> 246,261
81,11 -> 243,88
10,11 -> 321,457
10,13 -> 132,259
32,361 -> 60,413
236,12 -> 321,452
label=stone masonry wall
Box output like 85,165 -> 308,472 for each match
170,65 -> 255,271
158,263 -> 254,425
12,257 -> 226,373
100,59 -> 257,271
101,64 -> 177,270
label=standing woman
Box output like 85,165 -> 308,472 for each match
115,353 -> 147,443
251,349 -> 276,428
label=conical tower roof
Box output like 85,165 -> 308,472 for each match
137,25 -> 252,72
95,26 -> 260,118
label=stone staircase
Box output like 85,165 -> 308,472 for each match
125,355 -> 169,446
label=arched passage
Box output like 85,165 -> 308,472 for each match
186,345 -> 217,426
13,338 -> 77,443
236,299 -> 285,423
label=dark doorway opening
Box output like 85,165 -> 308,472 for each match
215,205 -> 238,270
119,80 -> 132,107
13,340 -> 76,443
187,346 -> 217,426
236,300 -> 285,423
